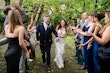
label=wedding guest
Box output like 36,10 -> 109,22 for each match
4,9 -> 29,73
81,13 -> 104,73
27,17 -> 36,59
3,5 -> 11,28
88,9 -> 110,73
73,19 -> 84,68
11,3 -> 30,73
71,12 -> 89,70
69,12 -> 95,73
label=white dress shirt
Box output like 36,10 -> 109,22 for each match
43,22 -> 48,30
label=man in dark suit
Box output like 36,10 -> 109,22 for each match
36,15 -> 58,72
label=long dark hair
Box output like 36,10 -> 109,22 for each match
57,20 -> 67,31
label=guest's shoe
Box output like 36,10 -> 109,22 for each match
79,66 -> 87,70
25,70 -> 29,73
27,59 -> 33,62
73,55 -> 77,57
25,66 -> 30,70
47,67 -> 51,73
42,63 -> 46,67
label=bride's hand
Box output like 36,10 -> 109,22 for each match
55,37 -> 59,42
59,35 -> 64,38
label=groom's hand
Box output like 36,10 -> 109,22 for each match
37,41 -> 40,45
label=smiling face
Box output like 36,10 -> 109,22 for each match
88,15 -> 94,21
60,20 -> 66,27
43,16 -> 50,24
93,16 -> 97,22
82,12 -> 88,20
104,13 -> 110,24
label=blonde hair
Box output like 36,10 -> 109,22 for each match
8,9 -> 23,33
99,9 -> 110,34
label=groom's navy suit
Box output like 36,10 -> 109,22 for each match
36,23 -> 58,67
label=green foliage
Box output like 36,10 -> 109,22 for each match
0,7 -> 5,22
22,0 -> 110,26
66,36 -> 75,48
0,36 -> 86,73
0,6 -> 5,33
0,0 -> 110,33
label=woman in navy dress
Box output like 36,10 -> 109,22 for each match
88,9 -> 110,73
82,13 -> 104,73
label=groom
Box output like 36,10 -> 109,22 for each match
36,15 -> 58,72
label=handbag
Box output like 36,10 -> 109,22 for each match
98,44 -> 110,60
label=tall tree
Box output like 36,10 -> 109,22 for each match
95,0 -> 98,10
34,4 -> 44,25
4,0 -> 10,6
19,0 -> 23,7
83,1 -> 86,12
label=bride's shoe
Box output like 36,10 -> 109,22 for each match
47,67 -> 51,73
54,58 -> 56,62
58,66 -> 64,69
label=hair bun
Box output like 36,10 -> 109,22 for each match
95,13 -> 105,21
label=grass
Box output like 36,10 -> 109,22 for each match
0,35 -> 86,73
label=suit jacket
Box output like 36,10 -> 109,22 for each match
80,19 -> 90,44
80,19 -> 89,30
36,23 -> 58,45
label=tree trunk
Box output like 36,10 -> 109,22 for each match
19,0 -> 23,7
0,4 -> 44,46
34,4 -> 44,25
83,1 -> 85,12
95,0 -> 98,10
0,38 -> 7,46
4,0 -> 10,6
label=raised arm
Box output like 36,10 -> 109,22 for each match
56,25 -> 59,32
68,26 -> 87,36
91,26 -> 110,45
77,23 -> 95,36
75,29 -> 88,36
27,18 -> 35,31
81,23 -> 97,45
83,24 -> 101,46
52,25 -> 58,37
18,26 -> 29,58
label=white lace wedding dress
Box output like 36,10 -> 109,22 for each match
54,29 -> 66,69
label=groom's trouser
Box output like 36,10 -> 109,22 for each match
40,44 -> 51,67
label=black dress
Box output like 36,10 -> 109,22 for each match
5,37 -> 22,73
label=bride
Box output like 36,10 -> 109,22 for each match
54,20 -> 68,69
